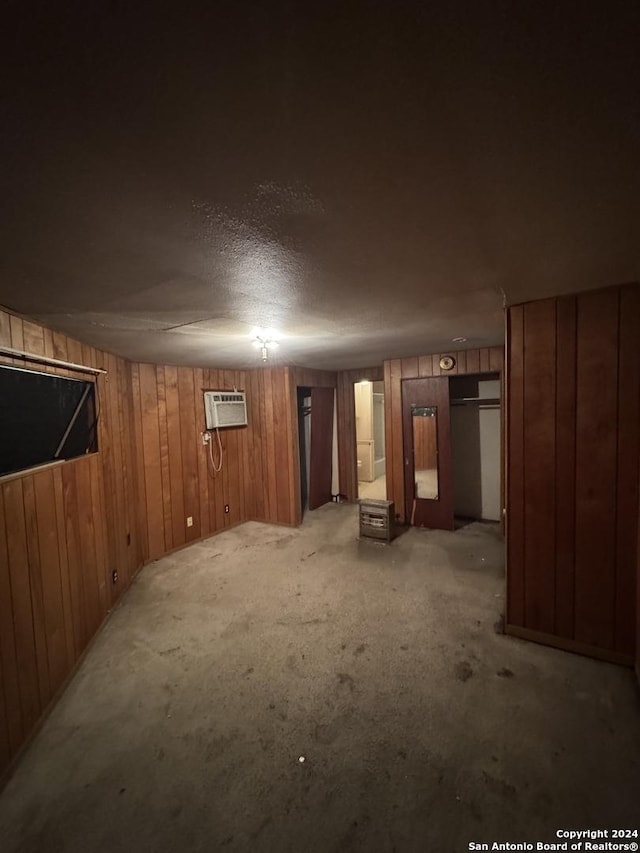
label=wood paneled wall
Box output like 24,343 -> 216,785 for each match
0,331 -> 342,786
637,483 -> 640,681
132,365 -> 256,558
0,308 -> 143,780
242,366 -> 297,527
413,415 -> 438,469
0,311 -> 293,780
289,367 -> 338,391
0,457 -> 110,773
383,348 -> 504,523
506,285 -> 640,664
127,362 -> 338,549
336,367 -> 384,502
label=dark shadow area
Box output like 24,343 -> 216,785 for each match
0,364 -> 97,476
297,386 -> 311,515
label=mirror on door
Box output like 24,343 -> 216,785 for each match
402,376 -> 453,529
412,405 -> 439,500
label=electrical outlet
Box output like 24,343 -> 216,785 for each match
202,432 -> 211,445
186,516 -> 193,527
224,504 -> 230,514
112,570 -> 118,584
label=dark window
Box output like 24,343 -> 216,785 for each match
0,365 -> 98,477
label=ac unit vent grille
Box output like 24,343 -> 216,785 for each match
204,391 -> 248,429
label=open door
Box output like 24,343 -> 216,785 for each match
402,377 -> 454,530
297,387 -> 311,514
308,387 -> 335,510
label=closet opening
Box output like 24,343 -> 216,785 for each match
449,373 -> 501,528
297,385 -> 337,517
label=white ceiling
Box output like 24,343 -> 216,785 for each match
1,3 -> 638,370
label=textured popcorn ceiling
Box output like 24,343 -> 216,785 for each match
1,3 -> 638,369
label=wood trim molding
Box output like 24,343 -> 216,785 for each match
0,345 -> 107,374
505,624 -> 634,667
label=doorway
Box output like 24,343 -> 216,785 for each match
297,386 -> 336,515
354,379 -> 386,500
297,387 -> 311,513
449,374 -> 501,524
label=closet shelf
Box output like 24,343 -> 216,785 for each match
450,397 -> 501,405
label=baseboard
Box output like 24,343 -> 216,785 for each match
505,624 -> 634,667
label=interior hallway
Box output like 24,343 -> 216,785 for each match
357,474 -> 386,501
0,504 -> 638,852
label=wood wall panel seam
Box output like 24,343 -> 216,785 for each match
506,310 -> 525,627
3,478 -> 41,732
52,468 -> 75,665
614,287 -> 639,655
262,369 -> 277,523
9,316 -> 24,351
0,657 -> 9,769
0,311 -> 12,347
0,486 -> 24,754
285,369 -> 300,525
139,364 -> 165,558
274,370 -> 293,524
573,291 -> 619,650
554,296 -> 577,640
89,455 -> 109,617
613,292 -> 621,652
75,459 -> 100,641
156,367 -> 174,552
22,476 -> 52,710
389,360 -> 404,521
177,368 -> 201,542
521,300 -> 557,635
33,482 -> 67,689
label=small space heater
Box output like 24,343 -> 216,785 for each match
359,499 -> 395,543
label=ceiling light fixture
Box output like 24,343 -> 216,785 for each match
251,328 -> 280,362
452,336 -> 467,343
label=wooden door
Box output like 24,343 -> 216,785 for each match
402,377 -> 454,529
308,387 -> 334,510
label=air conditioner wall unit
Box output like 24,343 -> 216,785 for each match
204,391 -> 248,429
